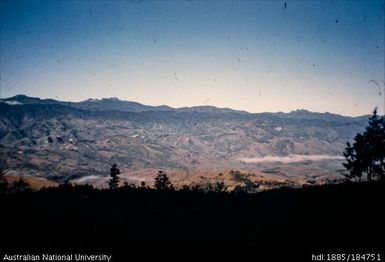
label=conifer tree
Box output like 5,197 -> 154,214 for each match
343,108 -> 385,181
109,163 -> 120,190
154,170 -> 173,190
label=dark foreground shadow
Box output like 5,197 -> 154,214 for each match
0,181 -> 384,261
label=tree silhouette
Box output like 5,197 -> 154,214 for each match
213,181 -> 227,193
365,108 -> 385,179
109,164 -> 120,190
154,171 -> 173,190
343,108 -> 385,181
9,177 -> 31,193
343,134 -> 366,182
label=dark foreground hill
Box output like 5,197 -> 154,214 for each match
0,181 -> 383,260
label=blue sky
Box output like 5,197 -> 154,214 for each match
0,0 -> 384,116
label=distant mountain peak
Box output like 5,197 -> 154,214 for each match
291,109 -> 310,113
13,94 -> 29,99
103,97 -> 120,101
6,94 -> 39,100
83,98 -> 100,102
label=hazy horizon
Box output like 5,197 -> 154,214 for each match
1,0 -> 384,116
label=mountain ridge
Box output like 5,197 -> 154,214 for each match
0,94 -> 369,189
0,94 -> 369,120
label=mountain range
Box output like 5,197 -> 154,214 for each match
0,95 -> 369,189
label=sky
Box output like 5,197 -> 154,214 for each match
0,0 -> 384,116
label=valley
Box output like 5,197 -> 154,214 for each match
0,95 -> 368,189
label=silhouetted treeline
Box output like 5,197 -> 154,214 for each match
0,168 -> 31,194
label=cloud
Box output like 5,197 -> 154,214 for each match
239,155 -> 344,164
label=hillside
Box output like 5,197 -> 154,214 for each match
0,95 -> 368,188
